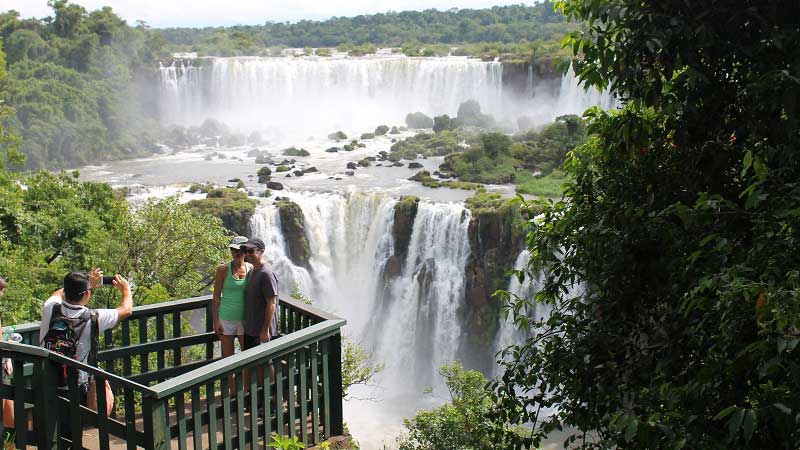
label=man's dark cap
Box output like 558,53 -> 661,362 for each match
242,237 -> 265,250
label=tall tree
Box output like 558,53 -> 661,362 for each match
493,0 -> 800,448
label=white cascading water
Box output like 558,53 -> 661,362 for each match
160,56 -> 503,140
249,191 -> 471,390
553,65 -> 617,116
158,56 -> 614,141
493,250 -> 550,375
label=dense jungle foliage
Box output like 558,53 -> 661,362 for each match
0,1 -> 170,169
489,0 -> 800,448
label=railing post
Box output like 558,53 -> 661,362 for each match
143,396 -> 171,450
328,332 -> 344,436
34,357 -> 59,449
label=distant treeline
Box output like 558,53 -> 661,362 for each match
160,3 -> 572,57
0,1 -> 169,169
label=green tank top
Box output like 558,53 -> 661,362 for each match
218,262 -> 249,321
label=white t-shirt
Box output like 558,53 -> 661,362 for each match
39,296 -> 119,383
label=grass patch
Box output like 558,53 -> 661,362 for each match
515,169 -> 569,197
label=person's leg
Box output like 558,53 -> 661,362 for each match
236,333 -> 248,395
242,334 -> 255,393
220,324 -> 237,395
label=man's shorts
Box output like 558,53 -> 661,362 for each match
219,320 -> 246,336
243,333 -> 281,350
243,334 -> 262,350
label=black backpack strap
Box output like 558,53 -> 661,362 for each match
49,303 -> 62,325
88,310 -> 99,367
42,303 -> 62,345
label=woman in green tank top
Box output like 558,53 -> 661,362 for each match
212,236 -> 252,362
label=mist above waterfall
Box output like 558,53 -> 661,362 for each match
158,55 -> 614,143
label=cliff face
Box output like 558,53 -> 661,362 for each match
384,196 -> 526,375
460,207 -> 525,373
384,196 -> 420,278
501,58 -> 564,99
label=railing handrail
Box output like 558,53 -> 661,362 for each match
150,318 -> 346,399
0,341 -> 158,394
9,295 -> 337,331
128,294 -> 213,318
3,295 -> 346,399
279,297 -> 344,322
48,351 -> 158,394
0,340 -> 49,357
6,322 -> 40,334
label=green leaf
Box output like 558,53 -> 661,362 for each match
713,405 -> 738,420
743,150 -> 753,172
773,403 -> 792,415
742,409 -> 756,442
753,157 -> 769,181
727,408 -> 744,439
624,418 -> 638,442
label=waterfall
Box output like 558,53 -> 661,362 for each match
493,250 -> 550,376
157,56 -> 618,140
158,56 -> 504,140
249,191 -> 471,390
553,65 -> 617,116
372,201 -> 472,389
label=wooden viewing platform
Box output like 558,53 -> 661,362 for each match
0,295 -> 347,449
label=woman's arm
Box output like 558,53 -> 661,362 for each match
211,264 -> 227,334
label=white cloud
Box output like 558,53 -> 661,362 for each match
3,0 -> 533,28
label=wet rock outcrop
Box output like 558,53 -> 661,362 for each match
276,200 -> 311,269
383,196 -> 420,279
460,198 -> 526,373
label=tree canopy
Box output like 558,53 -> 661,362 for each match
160,3 -> 567,50
0,3 -> 168,169
493,0 -> 800,448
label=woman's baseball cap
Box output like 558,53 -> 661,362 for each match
229,236 -> 249,249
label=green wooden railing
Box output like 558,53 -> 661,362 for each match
0,295 -> 346,449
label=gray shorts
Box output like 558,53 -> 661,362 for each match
219,320 -> 245,336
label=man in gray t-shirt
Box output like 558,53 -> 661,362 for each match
241,238 -> 279,350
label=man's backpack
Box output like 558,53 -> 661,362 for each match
41,304 -> 99,385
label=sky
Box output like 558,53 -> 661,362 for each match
3,1 -> 534,28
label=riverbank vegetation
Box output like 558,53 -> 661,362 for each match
187,187 -> 258,236
0,169 -> 230,323
397,103 -> 586,197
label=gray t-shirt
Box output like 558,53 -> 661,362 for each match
243,264 -> 279,337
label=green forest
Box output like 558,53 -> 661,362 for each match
0,1 -> 170,169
